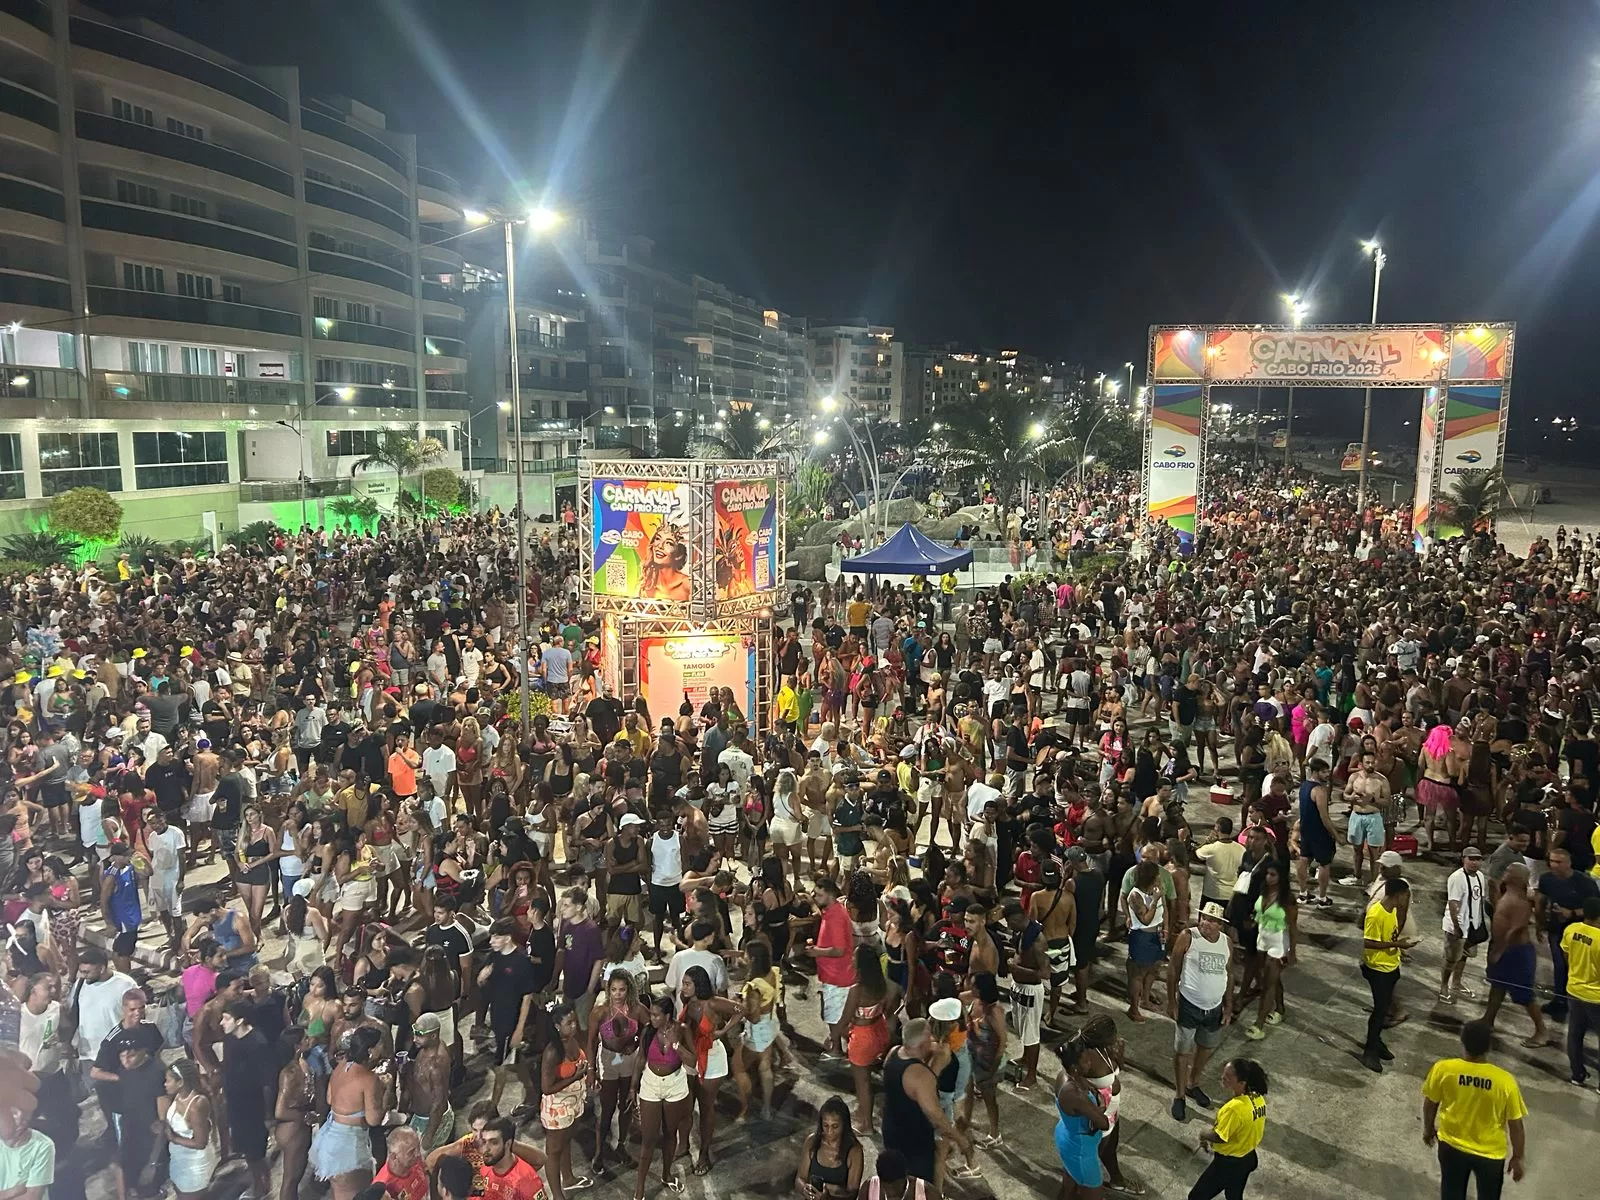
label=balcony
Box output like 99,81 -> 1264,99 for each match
515,330 -> 571,351
305,180 -> 411,238
1,0 -> 51,34
0,79 -> 56,130
424,336 -> 463,358
0,173 -> 63,221
0,366 -> 83,402
75,111 -> 293,195
238,478 -> 350,502
87,287 -> 301,336
82,198 -> 298,267
95,371 -> 303,408
416,166 -> 460,194
299,108 -> 407,177
313,316 -> 413,352
70,18 -> 290,123
507,371 -> 588,393
0,269 -> 69,310
313,383 -> 415,408
421,281 -> 464,306
307,248 -> 411,296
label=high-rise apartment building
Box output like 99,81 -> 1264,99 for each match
904,343 -> 1077,421
809,321 -> 904,423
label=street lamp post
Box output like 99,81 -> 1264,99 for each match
1356,240 -> 1387,511
273,418 -> 309,531
1281,293 -> 1309,466
820,394 -> 884,542
1124,361 -> 1135,407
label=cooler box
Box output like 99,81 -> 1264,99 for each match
1388,833 -> 1419,858
1209,784 -> 1238,806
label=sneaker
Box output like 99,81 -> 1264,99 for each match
1185,1085 -> 1213,1108
1567,1077 -> 1588,1087
1314,896 -> 1334,908
1170,1097 -> 1187,1122
1338,875 -> 1360,887
1362,1053 -> 1384,1074
1297,891 -> 1315,904
1244,1024 -> 1266,1040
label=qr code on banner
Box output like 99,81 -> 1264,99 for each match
756,557 -> 771,590
605,556 -> 629,594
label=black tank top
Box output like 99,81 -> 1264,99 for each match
882,1052 -> 935,1166
608,838 -> 641,894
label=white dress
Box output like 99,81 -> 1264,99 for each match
166,1093 -> 218,1193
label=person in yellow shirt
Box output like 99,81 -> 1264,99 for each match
845,594 -> 871,640
1361,877 -> 1414,1073
939,571 -> 958,622
1422,1020 -> 1527,1197
1590,822 -> 1600,879
1561,895 -> 1600,1086
1190,1057 -> 1268,1200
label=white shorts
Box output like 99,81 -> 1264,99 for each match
149,870 -> 182,915
184,792 -> 215,822
701,1038 -> 729,1082
336,878 -> 376,912
1010,980 -> 1044,1048
1258,927 -> 1288,961
639,1066 -> 690,1104
806,812 -> 830,839
820,982 -> 850,1026
770,818 -> 803,847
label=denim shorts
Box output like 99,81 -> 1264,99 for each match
1347,811 -> 1385,847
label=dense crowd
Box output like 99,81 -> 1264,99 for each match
1,457 -> 1595,1200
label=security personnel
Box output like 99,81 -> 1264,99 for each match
1422,1020 -> 1527,1199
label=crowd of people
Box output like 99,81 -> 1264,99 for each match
0,455 -> 1591,1200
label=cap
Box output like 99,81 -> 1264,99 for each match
899,744 -> 917,759
1198,899 -> 1228,923
196,737 -> 211,749
413,1012 -> 443,1035
1063,846 -> 1089,864
1377,850 -> 1404,867
618,813 -> 645,828
292,877 -> 317,898
929,997 -> 962,1022
1463,845 -> 1484,858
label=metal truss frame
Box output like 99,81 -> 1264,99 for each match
607,613 -> 773,731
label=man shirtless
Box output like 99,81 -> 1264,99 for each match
1028,862 -> 1077,1025
798,757 -> 831,880
193,970 -> 246,1158
1343,751 -> 1390,888
187,737 -> 222,868
331,988 -> 396,1065
1481,862 -> 1549,1048
406,1012 -> 455,1150
963,899 -> 999,984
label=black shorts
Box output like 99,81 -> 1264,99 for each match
40,783 -> 68,809
649,883 -> 684,920
230,1114 -> 269,1161
112,930 -> 139,958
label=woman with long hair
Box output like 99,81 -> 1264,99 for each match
1052,1030 -> 1111,1199
160,1058 -> 218,1200
1189,1058 -> 1269,1200
588,969 -> 647,1177
328,829 -> 375,965
964,973 -> 1007,1148
679,965 -> 741,1175
307,1025 -> 382,1200
455,716 -> 485,821
633,991 -> 696,1199
792,1095 -> 863,1200
417,944 -> 461,1067
408,808 -> 438,928
1123,859 -> 1165,1022
831,943 -> 898,1135
1244,861 -> 1296,1041
883,900 -> 926,1018
1077,1013 -> 1140,1195
271,1025 -> 319,1200
41,855 -> 81,980
539,1002 -> 591,1192
234,804 -> 278,938
733,939 -> 782,1122
1417,722 -> 1461,853
758,855 -> 797,977
298,966 -> 341,1069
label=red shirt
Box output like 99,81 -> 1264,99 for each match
814,900 -> 855,987
478,1154 -> 546,1200
374,1162 -> 428,1200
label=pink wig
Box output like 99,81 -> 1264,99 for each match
1422,724 -> 1453,760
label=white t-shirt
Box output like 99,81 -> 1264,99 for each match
718,744 -> 755,789
74,970 -> 138,1056
649,832 -> 683,886
147,825 -> 186,875
422,745 -> 458,795
20,1000 -> 61,1072
664,946 -> 728,1006
1443,868 -> 1486,935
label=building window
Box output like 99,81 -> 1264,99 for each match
127,341 -> 170,373
115,180 -> 159,208
38,432 -> 121,495
111,98 -> 154,126
122,263 -> 164,293
221,283 -> 243,304
176,273 -> 214,300
165,117 -> 204,141
312,296 -> 339,319
181,347 -> 220,375
325,429 -> 380,458
169,194 -> 208,218
133,430 -> 228,489
0,433 -> 21,500
344,302 -> 373,324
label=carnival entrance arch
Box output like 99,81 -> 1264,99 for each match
1140,322 -> 1514,545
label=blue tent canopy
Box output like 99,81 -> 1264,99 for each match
840,522 -> 973,574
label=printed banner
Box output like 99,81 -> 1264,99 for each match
1152,328 -> 1206,380
1413,386 -> 1442,550
1340,442 -> 1363,471
1206,327 -> 1447,384
590,478 -> 694,602
1449,326 -> 1511,381
1145,383 -> 1202,534
1271,430 -> 1287,449
713,477 -> 778,601
639,633 -> 755,717
1440,385 -> 1504,477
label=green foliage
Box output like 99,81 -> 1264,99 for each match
1445,468 -> 1503,534
503,686 -> 553,723
0,558 -> 41,576
421,468 -> 462,509
696,408 -> 789,459
351,431 -> 444,486
237,520 -> 280,548
117,533 -> 160,559
48,487 -> 122,543
328,495 -> 380,535
933,386 -> 1066,529
164,537 -> 211,557
654,422 -> 692,459
1,530 -> 77,566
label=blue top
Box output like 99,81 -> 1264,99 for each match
1299,779 -> 1332,838
212,909 -> 258,968
105,863 -> 141,933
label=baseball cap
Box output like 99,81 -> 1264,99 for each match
1377,850 -> 1404,868
929,998 -> 962,1022
1063,846 -> 1089,865
618,813 -> 645,828
1463,845 -> 1484,859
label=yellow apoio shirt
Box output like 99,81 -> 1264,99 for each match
1363,903 -> 1401,972
1422,1058 -> 1526,1160
1560,922 -> 1600,1004
1212,1092 -> 1267,1157
1590,826 -> 1600,879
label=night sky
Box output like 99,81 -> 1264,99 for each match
100,0 -> 1600,444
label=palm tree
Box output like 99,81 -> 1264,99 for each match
695,408 -> 789,459
1444,468 -> 1503,535
351,431 -> 445,509
933,385 -> 1065,529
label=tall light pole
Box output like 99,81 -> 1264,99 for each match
1281,293 -> 1309,466
465,204 -> 562,736
1124,361 -> 1135,407
820,393 -> 883,541
1356,239 -> 1387,511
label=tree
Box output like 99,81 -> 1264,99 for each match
695,408 -> 789,459
0,530 -> 76,566
420,467 -> 463,509
1444,468 -> 1503,535
351,431 -> 445,501
931,386 -> 1065,528
49,487 -> 122,545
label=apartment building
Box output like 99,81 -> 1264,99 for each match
809,321 -> 904,423
903,343 -> 1076,420
0,0 -> 475,537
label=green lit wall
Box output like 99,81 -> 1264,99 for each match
0,486 -> 239,550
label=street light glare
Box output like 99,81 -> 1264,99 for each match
1361,239 -> 1381,254
336,386 -> 355,401
463,208 -> 491,226
1028,422 -> 1045,439
526,207 -> 562,233
496,400 -> 511,412
812,429 -> 829,445
818,394 -> 838,412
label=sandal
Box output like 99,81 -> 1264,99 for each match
567,1178 -> 594,1191
664,1174 -> 685,1194
692,1160 -> 712,1177
951,1165 -> 984,1180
